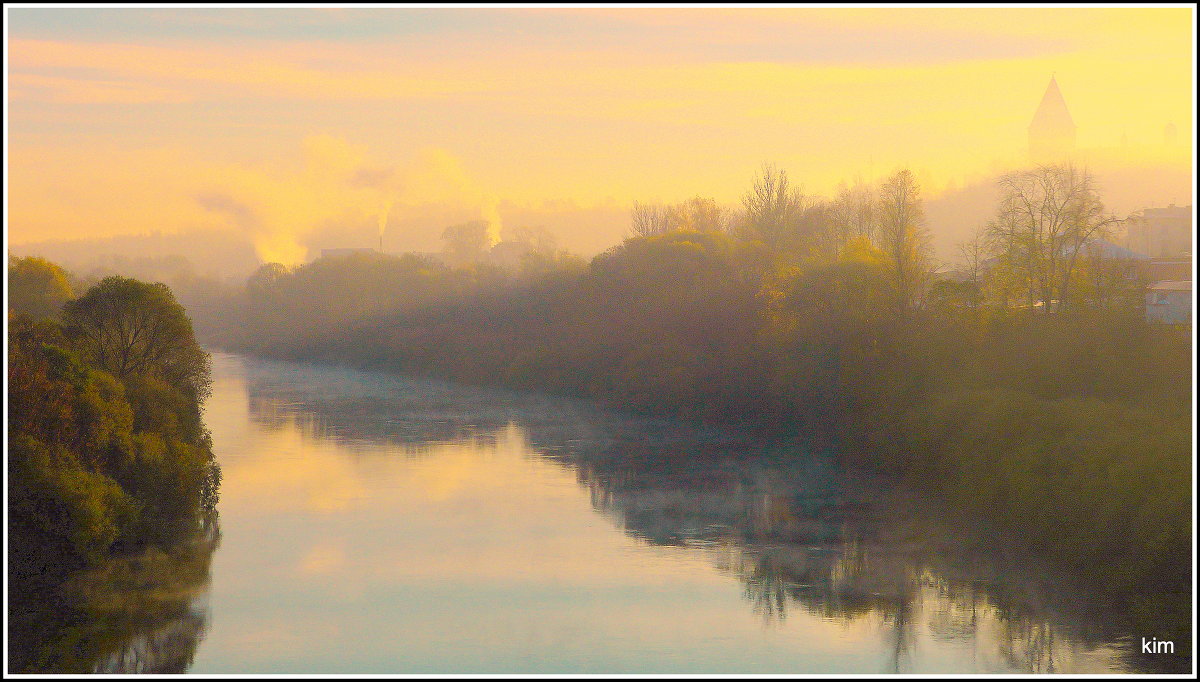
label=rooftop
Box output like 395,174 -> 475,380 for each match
1029,76 -> 1076,133
1148,280 -> 1192,292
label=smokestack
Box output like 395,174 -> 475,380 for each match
377,199 -> 393,254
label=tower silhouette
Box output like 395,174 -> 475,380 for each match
1028,76 -> 1076,163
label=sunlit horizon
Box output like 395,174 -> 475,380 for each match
6,7 -> 1195,677
6,5 -> 1195,265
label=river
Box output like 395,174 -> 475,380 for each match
14,352 -> 1179,673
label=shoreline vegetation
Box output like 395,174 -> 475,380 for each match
7,260 -> 221,673
200,163 -> 1190,662
7,161 -> 1191,670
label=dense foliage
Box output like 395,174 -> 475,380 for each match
8,256 -> 75,321
8,273 -> 221,587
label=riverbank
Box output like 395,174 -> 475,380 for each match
8,269 -> 224,672
199,234 -> 1191,667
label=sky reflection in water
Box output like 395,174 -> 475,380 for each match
186,353 -> 1135,674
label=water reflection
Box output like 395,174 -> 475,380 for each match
8,524 -> 219,674
196,354 -> 1185,673
567,449 -> 1141,674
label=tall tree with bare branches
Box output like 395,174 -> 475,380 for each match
986,164 -> 1119,312
877,168 -> 933,313
740,163 -> 809,248
629,201 -> 675,238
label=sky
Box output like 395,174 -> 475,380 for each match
6,5 -> 1195,265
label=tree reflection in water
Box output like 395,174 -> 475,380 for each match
239,359 -> 1187,674
8,520 -> 219,674
569,445 -> 1163,673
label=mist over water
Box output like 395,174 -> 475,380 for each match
169,353 -> 1171,674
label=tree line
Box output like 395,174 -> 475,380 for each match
176,161 -> 1193,634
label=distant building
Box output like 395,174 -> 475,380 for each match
1077,239 -> 1150,287
1083,239 -> 1149,262
1028,76 -> 1076,163
409,251 -> 449,265
1145,280 -> 1192,324
1122,204 -> 1193,259
1147,257 -> 1192,282
933,266 -> 974,284
319,247 -> 376,260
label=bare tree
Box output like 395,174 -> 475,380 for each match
631,196 -> 729,239
741,163 -> 809,248
956,226 -> 989,313
630,201 -> 675,238
877,168 -> 934,313
831,178 -> 877,245
986,164 -> 1119,312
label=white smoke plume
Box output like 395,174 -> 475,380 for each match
195,136 -> 503,265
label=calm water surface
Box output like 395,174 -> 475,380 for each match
161,353 -> 1156,672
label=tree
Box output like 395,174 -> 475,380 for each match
956,226 -> 989,314
1070,241 -> 1146,312
442,220 -> 493,265
672,196 -> 727,233
986,164 -> 1119,313
8,264 -> 223,667
830,179 -> 877,246
740,163 -> 809,248
877,169 -> 933,313
630,201 -> 674,238
245,262 -> 291,297
508,225 -> 558,254
62,276 -> 211,402
759,238 -> 898,426
9,256 -> 75,320
631,197 -> 728,239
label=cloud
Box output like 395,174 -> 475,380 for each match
10,72 -> 194,104
195,192 -> 261,230
191,135 -> 506,264
8,38 -> 499,104
6,9 -> 1190,252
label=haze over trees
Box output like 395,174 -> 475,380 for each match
14,159 -> 1186,661
8,256 -> 75,321
441,220 -> 494,266
8,265 -> 221,589
201,161 -> 1188,633
985,164 -> 1123,312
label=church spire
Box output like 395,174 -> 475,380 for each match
1029,76 -> 1076,162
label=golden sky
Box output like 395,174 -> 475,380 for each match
6,6 -> 1194,263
